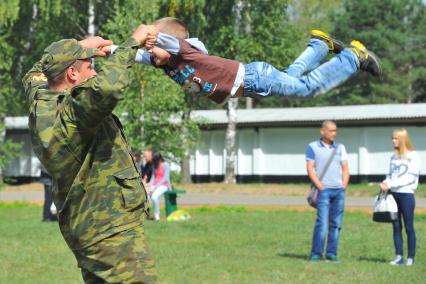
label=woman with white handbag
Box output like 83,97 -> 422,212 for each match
380,128 -> 420,266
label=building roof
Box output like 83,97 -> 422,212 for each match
191,103 -> 426,127
5,103 -> 426,130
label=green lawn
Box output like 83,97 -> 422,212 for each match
1,203 -> 425,284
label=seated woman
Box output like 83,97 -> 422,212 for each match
148,151 -> 172,221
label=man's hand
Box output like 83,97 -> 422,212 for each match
79,36 -> 113,57
145,34 -> 157,49
131,24 -> 149,45
131,24 -> 159,47
144,25 -> 159,49
317,183 -> 326,191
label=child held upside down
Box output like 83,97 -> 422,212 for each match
117,17 -> 381,104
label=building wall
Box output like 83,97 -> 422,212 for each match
3,130 -> 40,179
190,125 -> 426,182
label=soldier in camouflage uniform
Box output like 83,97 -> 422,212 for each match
23,25 -> 158,283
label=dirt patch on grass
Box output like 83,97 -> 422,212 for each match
1,182 -> 43,192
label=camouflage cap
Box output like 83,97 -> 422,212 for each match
41,39 -> 97,79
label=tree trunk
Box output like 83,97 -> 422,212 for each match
180,109 -> 193,184
180,157 -> 192,184
225,98 -> 238,184
87,0 -> 96,36
407,64 -> 413,104
224,0 -> 245,184
246,97 -> 253,109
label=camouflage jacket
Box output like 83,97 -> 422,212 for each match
24,38 -> 148,250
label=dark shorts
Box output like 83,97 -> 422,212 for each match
74,225 -> 157,284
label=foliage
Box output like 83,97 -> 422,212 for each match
101,0 -> 200,163
325,0 -> 426,105
1,0 -> 425,176
0,0 -> 23,176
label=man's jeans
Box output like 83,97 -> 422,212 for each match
243,39 -> 359,98
311,188 -> 345,258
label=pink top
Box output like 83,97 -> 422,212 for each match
153,163 -> 169,188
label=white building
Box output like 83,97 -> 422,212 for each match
189,104 -> 426,183
3,103 -> 426,183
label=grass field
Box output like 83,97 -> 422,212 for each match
1,203 -> 425,284
178,182 -> 426,198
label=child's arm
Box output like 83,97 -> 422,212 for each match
110,33 -> 209,65
110,45 -> 152,65
156,32 -> 208,54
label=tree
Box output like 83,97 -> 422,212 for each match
326,0 -> 426,105
0,0 -> 23,181
101,0 -> 201,182
164,0 -> 301,182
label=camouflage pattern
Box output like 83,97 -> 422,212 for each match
23,37 -> 157,283
41,39 -> 98,79
76,225 -> 157,284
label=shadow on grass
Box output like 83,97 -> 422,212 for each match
277,252 -> 308,260
358,256 -> 388,263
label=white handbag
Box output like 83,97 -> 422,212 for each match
372,191 -> 398,223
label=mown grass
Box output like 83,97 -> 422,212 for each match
178,182 -> 426,198
0,203 -> 425,284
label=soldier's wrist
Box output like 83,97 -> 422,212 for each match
122,37 -> 141,49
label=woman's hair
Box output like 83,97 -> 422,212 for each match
152,150 -> 164,169
393,128 -> 414,158
153,17 -> 189,39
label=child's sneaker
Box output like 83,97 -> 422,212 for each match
311,30 -> 344,54
350,40 -> 382,77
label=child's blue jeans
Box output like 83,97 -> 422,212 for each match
243,39 -> 359,98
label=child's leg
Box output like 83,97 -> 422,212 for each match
243,48 -> 359,98
285,39 -> 329,78
151,185 -> 169,219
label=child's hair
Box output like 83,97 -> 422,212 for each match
393,128 -> 414,158
153,17 -> 189,39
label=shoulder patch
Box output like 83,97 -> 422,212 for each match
32,73 -> 47,82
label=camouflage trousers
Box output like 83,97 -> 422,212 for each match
73,225 -> 157,283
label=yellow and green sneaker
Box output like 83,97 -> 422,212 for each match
350,40 -> 382,77
311,29 -> 344,54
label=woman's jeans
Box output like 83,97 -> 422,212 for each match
243,39 -> 359,98
392,192 -> 416,258
311,188 -> 345,258
151,185 -> 169,216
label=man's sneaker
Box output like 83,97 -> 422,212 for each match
389,255 -> 404,266
350,40 -> 382,77
311,29 -> 344,54
309,255 -> 321,262
326,254 -> 340,263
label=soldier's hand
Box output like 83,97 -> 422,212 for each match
99,45 -> 112,56
145,35 -> 157,49
131,24 -> 148,45
79,36 -> 113,57
144,25 -> 158,48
